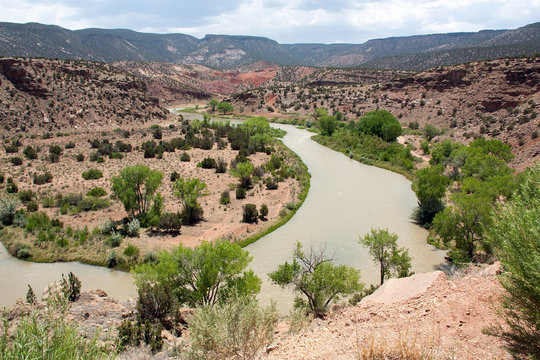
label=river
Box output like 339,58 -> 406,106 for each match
0,114 -> 446,309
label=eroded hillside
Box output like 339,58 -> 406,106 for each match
230,57 -> 540,170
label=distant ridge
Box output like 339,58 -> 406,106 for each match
0,21 -> 539,69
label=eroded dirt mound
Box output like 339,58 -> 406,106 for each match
263,270 -> 507,360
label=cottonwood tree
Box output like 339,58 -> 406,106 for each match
230,161 -> 254,189
217,101 -> 234,114
269,242 -> 362,317
319,115 -> 338,136
111,165 -> 163,218
411,165 -> 450,225
133,240 -> 261,308
433,191 -> 492,262
173,177 -> 207,225
359,228 -> 413,285
208,98 -> 219,112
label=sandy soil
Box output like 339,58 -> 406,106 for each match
263,266 -> 508,360
1,120 -> 300,252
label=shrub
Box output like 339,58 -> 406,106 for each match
10,157 -> 23,166
75,153 -> 84,162
60,272 -> 81,302
135,281 -> 178,326
11,242 -> 31,259
220,190 -> 230,205
123,244 -> 140,258
215,157 -> 227,173
26,201 -> 39,212
0,197 -> 20,226
242,204 -> 258,223
201,157 -> 217,169
86,187 -> 107,197
65,141 -> 75,149
180,152 -> 191,162
485,165 -> 539,358
33,171 -> 53,185
106,250 -> 118,268
170,171 -> 180,182
126,218 -> 140,237
76,196 -> 110,211
6,182 -> 18,193
157,212 -> 182,232
236,187 -> 246,199
187,295 -> 278,360
106,232 -> 123,247
259,204 -> 269,219
49,144 -> 63,162
82,169 -> 103,180
4,143 -> 19,153
23,146 -> 38,160
18,190 -> 34,203
100,219 -> 116,235
264,176 -> 278,190
117,319 -> 163,354
0,296 -> 111,358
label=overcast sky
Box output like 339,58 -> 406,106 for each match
1,0 -> 539,43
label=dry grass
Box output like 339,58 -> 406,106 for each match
356,329 -> 454,360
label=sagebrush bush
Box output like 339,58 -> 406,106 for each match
106,232 -> 123,248
126,218 -> 140,237
101,219 -> 116,234
0,197 -> 21,226
186,295 -> 278,360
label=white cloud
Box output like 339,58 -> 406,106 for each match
0,0 -> 538,43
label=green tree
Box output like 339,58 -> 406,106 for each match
173,177 -> 207,225
411,165 -> 450,225
319,115 -> 338,136
359,228 -> 413,285
208,98 -> 219,112
313,107 -> 328,120
423,124 -> 440,141
357,110 -> 402,142
133,240 -> 261,308
217,101 -> 234,114
230,161 -> 254,189
485,164 -> 539,358
111,165 -> 163,218
433,192 -> 492,262
269,242 -> 362,317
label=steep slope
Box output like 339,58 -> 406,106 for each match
1,21 -> 539,69
0,58 -> 200,132
263,268 -> 507,360
230,57 -> 540,170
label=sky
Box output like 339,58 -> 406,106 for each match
1,0 -> 539,44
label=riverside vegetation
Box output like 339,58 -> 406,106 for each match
2,163 -> 537,358
0,116 -> 309,269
